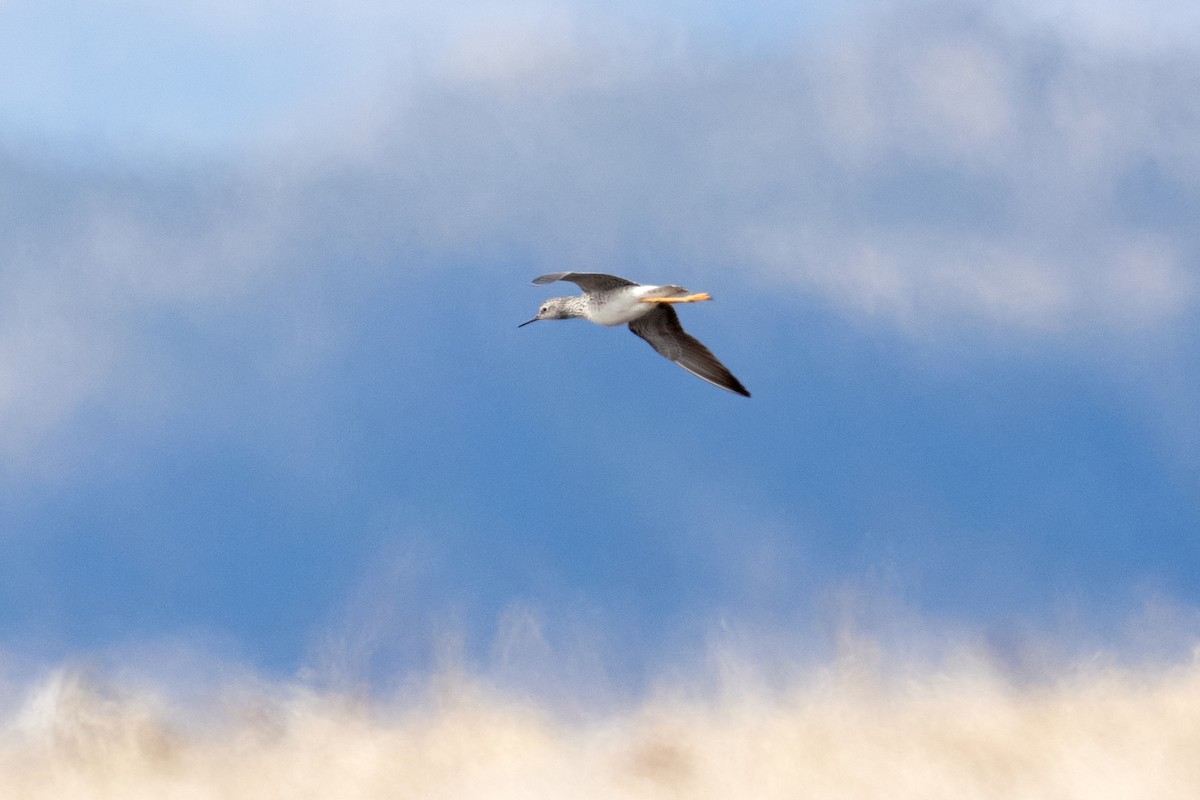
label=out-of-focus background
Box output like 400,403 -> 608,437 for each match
1,0 -> 1198,794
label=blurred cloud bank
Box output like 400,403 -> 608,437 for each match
3,0 -> 1198,468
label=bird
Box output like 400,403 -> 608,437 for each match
519,271 -> 750,397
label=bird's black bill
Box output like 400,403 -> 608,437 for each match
518,317 -> 539,328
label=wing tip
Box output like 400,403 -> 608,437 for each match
532,272 -> 569,285
715,374 -> 751,397
683,363 -> 752,397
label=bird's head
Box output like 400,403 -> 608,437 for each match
518,297 -> 575,327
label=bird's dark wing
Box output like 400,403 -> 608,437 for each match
532,272 -> 637,293
628,305 -> 750,397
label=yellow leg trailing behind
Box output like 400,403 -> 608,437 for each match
639,292 -> 712,304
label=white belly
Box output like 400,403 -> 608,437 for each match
585,285 -> 673,326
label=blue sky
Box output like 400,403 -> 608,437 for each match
1,0 -> 1198,691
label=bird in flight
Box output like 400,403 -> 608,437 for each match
519,272 -> 750,397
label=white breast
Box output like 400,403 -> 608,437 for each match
584,286 -> 664,326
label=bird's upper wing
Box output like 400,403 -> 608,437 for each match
532,272 -> 637,293
628,305 -> 750,397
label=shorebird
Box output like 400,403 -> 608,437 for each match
519,272 -> 750,397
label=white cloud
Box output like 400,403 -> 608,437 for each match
1016,0 -> 1200,54
749,224 -> 1195,333
758,7 -> 1199,333
2,0 -> 1199,466
1097,238 -> 1196,328
0,165 -> 301,473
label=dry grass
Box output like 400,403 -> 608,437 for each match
3,649 -> 1199,799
